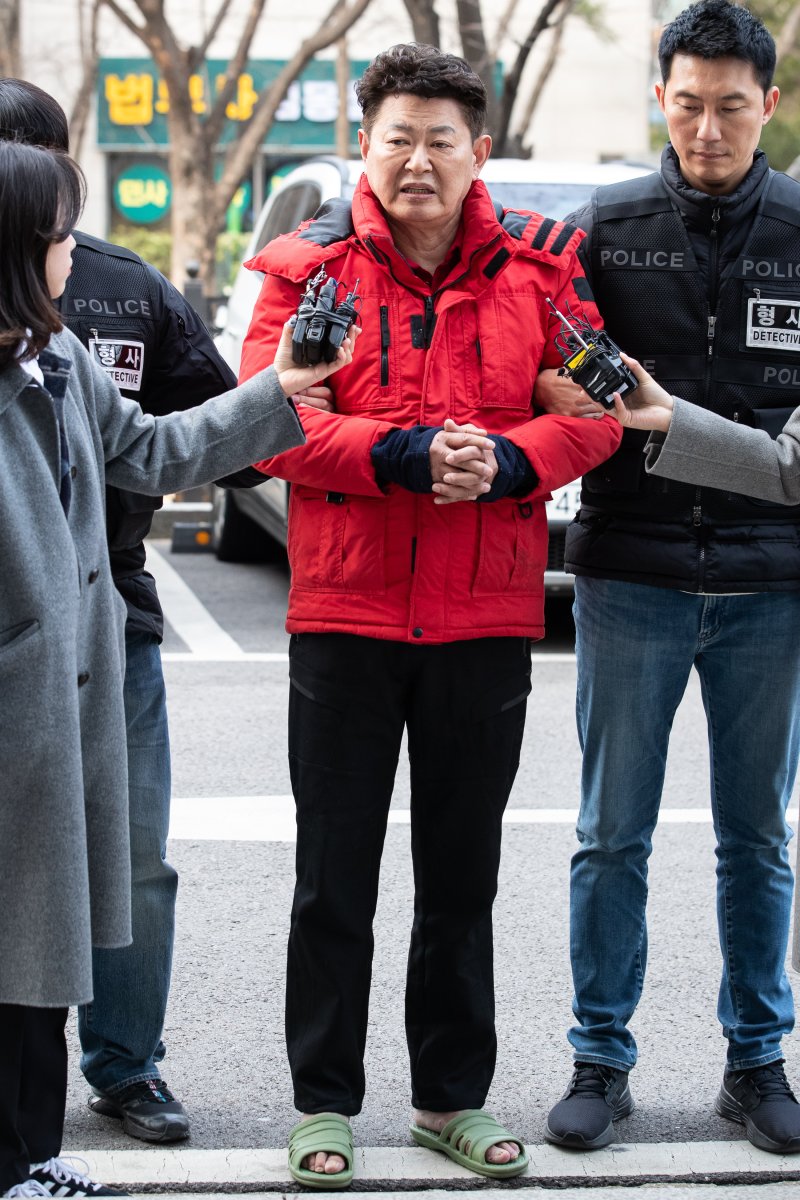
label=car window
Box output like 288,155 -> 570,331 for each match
254,182 -> 324,253
488,181 -> 598,220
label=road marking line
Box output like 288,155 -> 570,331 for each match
147,544 -> 243,658
66,1141 -> 800,1188
161,651 -> 576,663
169,797 -> 796,842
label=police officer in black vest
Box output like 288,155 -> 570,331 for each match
0,79 -> 243,1146
536,1 -> 800,1155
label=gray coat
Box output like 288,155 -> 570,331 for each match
0,326 -> 303,1007
644,397 -> 800,504
645,397 -> 800,969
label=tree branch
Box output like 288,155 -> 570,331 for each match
203,0 -> 269,145
456,0 -> 498,132
496,0 -> 563,153
777,6 -> 800,62
211,0 -> 372,225
490,0 -> 520,61
69,0 -> 103,159
516,0 -> 574,155
192,0 -> 238,67
101,0 -> 148,40
401,0 -> 440,46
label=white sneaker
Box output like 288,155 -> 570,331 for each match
29,1159 -> 126,1198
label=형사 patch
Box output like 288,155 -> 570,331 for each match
746,297 -> 800,351
88,337 -> 145,391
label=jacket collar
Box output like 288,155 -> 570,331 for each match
351,174 -> 510,295
0,338 -> 72,417
660,143 -> 769,231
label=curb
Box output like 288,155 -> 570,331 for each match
66,1142 -> 800,1193
149,503 -> 212,539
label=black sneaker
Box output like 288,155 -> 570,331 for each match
716,1060 -> 800,1154
545,1062 -> 634,1149
87,1078 -> 190,1143
29,1158 -> 127,1197
4,1184 -> 51,1198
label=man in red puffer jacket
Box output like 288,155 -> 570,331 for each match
240,43 -> 621,1186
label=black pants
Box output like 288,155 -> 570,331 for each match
286,633 -> 531,1115
0,1005 -> 67,1190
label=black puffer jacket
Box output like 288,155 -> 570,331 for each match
565,146 -> 800,593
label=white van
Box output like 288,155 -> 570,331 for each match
212,155 -> 651,588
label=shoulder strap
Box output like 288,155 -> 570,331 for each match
759,170 -> 800,230
73,229 -> 144,265
594,172 -> 671,222
499,209 -> 580,258
297,198 -> 354,247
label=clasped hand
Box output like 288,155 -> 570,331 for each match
429,419 -> 498,504
273,328 -> 497,502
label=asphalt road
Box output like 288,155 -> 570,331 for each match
61,539 -> 800,1192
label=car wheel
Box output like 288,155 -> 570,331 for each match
212,489 -> 278,563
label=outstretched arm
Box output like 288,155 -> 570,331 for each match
240,273 -> 400,495
613,354 -> 800,506
96,323 -> 355,497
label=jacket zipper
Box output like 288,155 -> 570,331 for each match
695,205 -> 719,592
379,305 -> 390,386
366,231 -> 504,612
366,231 -> 503,358
703,207 -> 721,396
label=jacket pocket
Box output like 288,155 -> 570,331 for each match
288,487 -> 387,593
476,295 -> 538,412
471,500 -> 546,594
333,297 -> 399,414
0,618 -> 41,658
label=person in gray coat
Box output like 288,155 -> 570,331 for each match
0,140 -> 356,1200
611,355 -> 800,508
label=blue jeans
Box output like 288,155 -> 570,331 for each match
78,629 -> 177,1095
569,577 -> 800,1072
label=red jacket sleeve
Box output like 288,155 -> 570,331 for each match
239,273 -> 399,496
505,411 -> 621,498
539,242 -> 604,371
502,239 -> 621,494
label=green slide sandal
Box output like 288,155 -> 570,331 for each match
288,1113 -> 354,1190
409,1109 -> 529,1179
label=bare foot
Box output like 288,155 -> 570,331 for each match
301,1112 -> 349,1175
412,1108 -> 521,1164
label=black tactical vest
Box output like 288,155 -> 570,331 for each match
61,233 -> 164,562
566,169 -> 800,592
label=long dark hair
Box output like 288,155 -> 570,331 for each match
0,141 -> 85,370
0,78 -> 70,152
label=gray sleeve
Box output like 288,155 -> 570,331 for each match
644,397 -> 800,505
87,350 -> 305,496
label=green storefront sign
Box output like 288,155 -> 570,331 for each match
113,162 -> 172,223
98,57 -> 369,151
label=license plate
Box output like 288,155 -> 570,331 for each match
546,482 -> 582,521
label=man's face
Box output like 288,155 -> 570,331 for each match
358,94 -> 491,234
656,53 -> 779,195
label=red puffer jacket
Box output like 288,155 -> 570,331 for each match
240,175 -> 621,642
